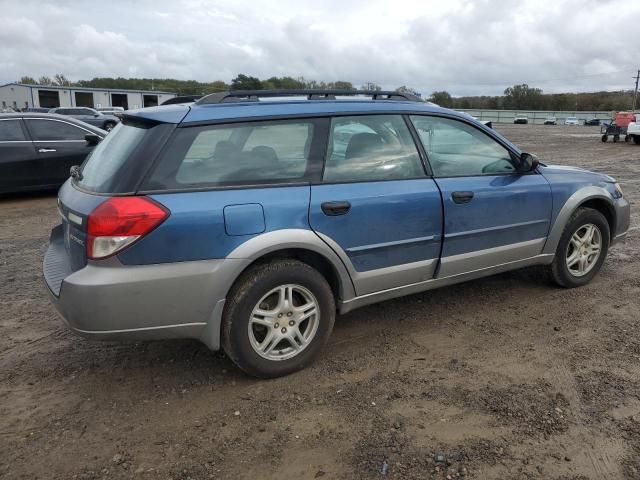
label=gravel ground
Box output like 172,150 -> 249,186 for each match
1,124 -> 639,479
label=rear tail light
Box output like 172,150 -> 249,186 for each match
87,197 -> 169,259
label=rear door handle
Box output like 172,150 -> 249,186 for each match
452,191 -> 474,204
321,201 -> 351,216
38,148 -> 57,153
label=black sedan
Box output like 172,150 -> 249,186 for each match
584,118 -> 601,126
0,113 -> 106,194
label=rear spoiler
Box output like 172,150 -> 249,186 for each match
481,120 -> 493,129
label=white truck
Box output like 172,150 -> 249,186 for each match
627,115 -> 640,144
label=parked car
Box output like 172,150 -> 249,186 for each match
544,116 -> 557,125
97,107 -> 125,118
44,89 -> 630,378
161,95 -> 202,105
564,116 -> 579,125
22,107 -> 50,113
626,119 -> 640,144
0,113 -> 105,194
48,107 -> 120,131
584,118 -> 601,126
513,114 -> 528,124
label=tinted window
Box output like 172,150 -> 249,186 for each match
148,120 -> 318,188
26,119 -> 89,141
323,115 -> 424,182
77,122 -> 146,191
410,116 -> 515,177
0,120 -> 26,141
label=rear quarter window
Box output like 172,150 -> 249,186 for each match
145,119 -> 324,190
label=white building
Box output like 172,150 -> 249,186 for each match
0,83 -> 176,111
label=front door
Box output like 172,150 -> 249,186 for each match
0,118 -> 38,192
310,114 -> 443,295
410,115 -> 552,278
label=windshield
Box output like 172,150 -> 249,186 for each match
76,122 -> 148,192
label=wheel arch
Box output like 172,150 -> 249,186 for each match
543,187 -> 616,254
225,229 -> 356,304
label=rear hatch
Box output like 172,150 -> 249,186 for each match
44,111 -> 183,295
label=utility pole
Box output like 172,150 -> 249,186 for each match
633,69 -> 640,111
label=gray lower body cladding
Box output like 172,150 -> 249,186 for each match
45,254 -> 250,350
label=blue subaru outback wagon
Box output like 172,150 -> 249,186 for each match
44,90 -> 630,377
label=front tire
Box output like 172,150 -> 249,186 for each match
222,260 -> 335,378
548,208 -> 610,288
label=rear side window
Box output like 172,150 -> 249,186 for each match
323,115 -> 424,182
146,119 -> 321,189
0,120 -> 26,141
25,119 -> 89,141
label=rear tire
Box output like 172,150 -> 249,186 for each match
222,260 -> 335,378
613,134 -> 620,143
548,207 -> 610,288
634,135 -> 640,145
601,134 -> 608,142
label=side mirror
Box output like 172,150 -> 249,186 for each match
85,133 -> 101,146
518,152 -> 539,173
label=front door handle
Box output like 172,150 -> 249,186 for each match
321,201 -> 351,216
38,148 -> 57,153
452,191 -> 474,204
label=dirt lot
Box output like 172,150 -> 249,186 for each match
1,124 -> 639,480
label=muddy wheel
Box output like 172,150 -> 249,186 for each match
634,135 -> 640,145
613,135 -> 620,143
601,134 -> 608,142
548,207 -> 610,288
222,260 -> 335,378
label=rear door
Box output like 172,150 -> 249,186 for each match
0,118 -> 38,192
309,114 -> 443,295
23,118 -> 95,186
410,115 -> 552,277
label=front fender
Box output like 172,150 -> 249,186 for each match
542,186 -> 614,255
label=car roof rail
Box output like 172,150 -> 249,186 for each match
194,89 -> 423,105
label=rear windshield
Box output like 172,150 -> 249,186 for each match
76,122 -> 153,193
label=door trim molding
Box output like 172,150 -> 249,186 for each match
445,219 -> 549,239
438,237 -> 546,277
340,252 -> 554,313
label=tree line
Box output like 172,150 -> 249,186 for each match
17,75 -> 635,111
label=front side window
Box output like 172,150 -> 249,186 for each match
147,120 -> 318,188
0,120 -> 26,141
410,115 -> 515,177
25,119 -> 88,141
323,115 -> 424,182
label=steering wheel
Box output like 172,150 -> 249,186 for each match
482,159 -> 515,174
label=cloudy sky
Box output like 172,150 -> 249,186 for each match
1,0 -> 638,96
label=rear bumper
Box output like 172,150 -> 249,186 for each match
44,228 -> 250,350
